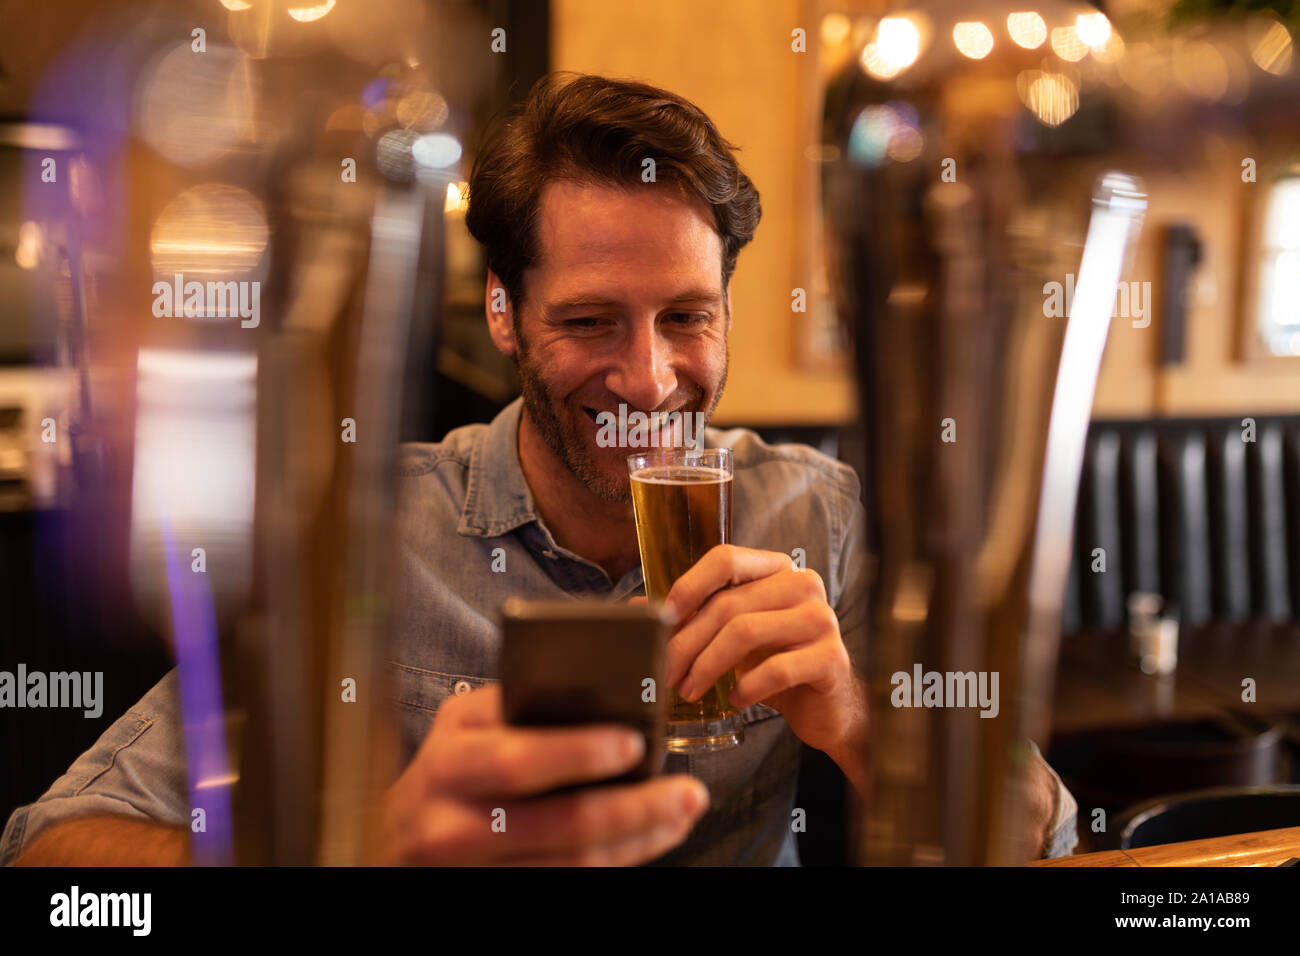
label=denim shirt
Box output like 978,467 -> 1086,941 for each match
1,398 -> 1079,865
388,398 -> 868,865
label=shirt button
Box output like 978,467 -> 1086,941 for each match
453,681 -> 472,696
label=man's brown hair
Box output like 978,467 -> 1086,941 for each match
465,72 -> 762,312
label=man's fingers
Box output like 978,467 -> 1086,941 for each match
426,723 -> 648,800
665,570 -> 823,687
491,775 -> 709,864
729,643 -> 844,709
679,605 -> 817,701
663,545 -> 791,625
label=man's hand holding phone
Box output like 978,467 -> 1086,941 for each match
378,683 -> 708,865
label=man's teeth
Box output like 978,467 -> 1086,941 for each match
581,407 -> 689,435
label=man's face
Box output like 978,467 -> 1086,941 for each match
506,179 -> 730,502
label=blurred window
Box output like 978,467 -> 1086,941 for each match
1256,170 -> 1300,355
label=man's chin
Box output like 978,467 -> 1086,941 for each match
587,455 -> 634,503
580,469 -> 633,504
562,432 -> 633,503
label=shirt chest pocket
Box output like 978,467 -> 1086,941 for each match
385,661 -> 782,764
385,662 -> 496,757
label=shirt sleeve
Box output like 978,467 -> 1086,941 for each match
1027,738 -> 1079,858
0,668 -> 190,865
830,469 -> 871,675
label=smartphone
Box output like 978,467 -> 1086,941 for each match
500,598 -> 670,787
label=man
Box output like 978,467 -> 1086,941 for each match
3,73 -> 1077,866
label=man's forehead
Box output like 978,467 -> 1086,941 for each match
528,179 -> 723,301
536,177 -> 713,225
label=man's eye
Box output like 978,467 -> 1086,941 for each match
667,312 -> 709,327
564,317 -> 606,329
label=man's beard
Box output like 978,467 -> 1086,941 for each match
514,348 -> 727,504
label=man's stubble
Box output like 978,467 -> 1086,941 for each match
512,319 -> 729,504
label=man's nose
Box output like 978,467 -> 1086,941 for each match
606,321 -> 676,412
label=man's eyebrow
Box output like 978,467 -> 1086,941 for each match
546,296 -> 621,312
665,289 -> 724,305
546,289 -> 724,312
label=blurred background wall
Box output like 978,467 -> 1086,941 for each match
553,0 -> 1300,424
5,0 -> 1296,438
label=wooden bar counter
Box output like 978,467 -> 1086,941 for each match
1027,826 -> 1300,867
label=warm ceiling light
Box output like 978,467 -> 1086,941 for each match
878,17 -> 921,69
287,0 -> 336,23
1007,12 -> 1047,49
953,21 -> 994,59
1075,12 -> 1111,50
1051,25 -> 1087,62
1251,19 -> 1294,75
861,17 -> 922,80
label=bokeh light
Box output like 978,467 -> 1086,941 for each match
1074,13 -> 1111,51
861,17 -> 922,80
412,132 -> 462,169
886,125 -> 924,162
1007,12 -> 1047,50
150,184 -> 269,281
395,90 -> 449,131
1018,70 -> 1079,126
444,182 -> 468,215
1050,26 -> 1087,63
288,0 -> 336,23
848,103 -> 923,166
136,43 -> 255,166
1250,18 -> 1294,75
953,22 -> 994,60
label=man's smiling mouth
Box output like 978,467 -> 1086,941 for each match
581,405 -> 690,422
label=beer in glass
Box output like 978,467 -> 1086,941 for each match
627,447 -> 742,752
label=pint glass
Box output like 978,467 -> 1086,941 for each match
627,447 -> 742,752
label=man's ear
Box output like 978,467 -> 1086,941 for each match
484,269 -> 518,358
724,283 -> 733,335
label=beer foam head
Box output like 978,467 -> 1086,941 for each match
629,465 -> 730,483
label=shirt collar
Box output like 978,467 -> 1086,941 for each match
458,397 -> 538,538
